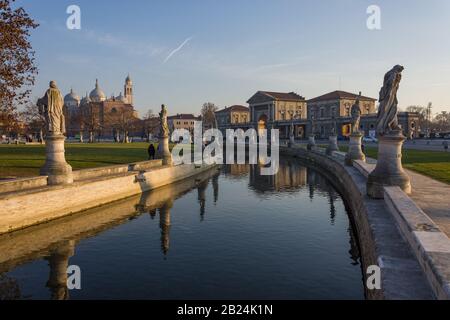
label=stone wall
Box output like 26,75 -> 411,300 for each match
353,160 -> 450,300
0,162 -> 217,235
280,146 -> 435,300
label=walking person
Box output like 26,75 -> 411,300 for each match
148,143 -> 156,160
444,140 -> 449,152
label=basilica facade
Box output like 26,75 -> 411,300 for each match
63,75 -> 141,140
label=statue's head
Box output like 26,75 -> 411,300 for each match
49,81 -> 57,88
161,104 -> 166,110
393,65 -> 404,72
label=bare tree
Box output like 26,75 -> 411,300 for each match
115,108 -> 136,143
0,0 -> 39,137
201,102 -> 218,129
434,111 -> 450,133
20,99 -> 45,142
81,104 -> 101,143
143,108 -> 159,141
405,105 -> 428,133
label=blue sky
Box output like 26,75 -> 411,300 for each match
18,0 -> 450,116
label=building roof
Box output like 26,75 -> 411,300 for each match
307,90 -> 376,103
168,113 -> 201,120
247,91 -> 306,104
89,79 -> 106,102
216,105 -> 249,113
64,88 -> 80,103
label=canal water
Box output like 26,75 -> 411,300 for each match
0,159 -> 364,299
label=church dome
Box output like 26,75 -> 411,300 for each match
64,88 -> 80,104
116,92 -> 127,103
89,79 -> 106,102
80,92 -> 91,106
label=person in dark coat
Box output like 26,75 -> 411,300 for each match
148,144 -> 156,160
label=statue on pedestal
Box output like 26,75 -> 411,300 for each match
350,92 -> 362,134
345,92 -> 365,165
159,104 -> 169,138
376,65 -> 404,136
158,104 -> 173,166
37,81 -> 73,185
367,65 -> 410,198
37,81 -> 66,136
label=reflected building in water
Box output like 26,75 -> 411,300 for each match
249,161 -> 307,193
222,164 -> 251,178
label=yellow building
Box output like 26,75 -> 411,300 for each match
247,91 -> 308,138
168,114 -> 201,134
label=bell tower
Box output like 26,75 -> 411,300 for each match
124,74 -> 133,105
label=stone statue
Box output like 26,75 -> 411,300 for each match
289,122 -> 294,137
376,65 -> 404,136
37,81 -> 66,135
331,118 -> 337,135
159,104 -> 169,138
350,92 -> 362,134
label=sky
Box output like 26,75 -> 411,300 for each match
17,0 -> 450,116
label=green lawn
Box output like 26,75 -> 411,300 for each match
0,143 -> 154,178
1,143 -> 450,185
341,145 -> 450,185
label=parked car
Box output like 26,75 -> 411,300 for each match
363,136 -> 378,143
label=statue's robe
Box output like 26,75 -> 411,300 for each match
43,87 -> 65,134
350,103 -> 361,134
377,70 -> 401,135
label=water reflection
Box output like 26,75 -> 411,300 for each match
46,240 -> 75,300
0,160 -> 363,300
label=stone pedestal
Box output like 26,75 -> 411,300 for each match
40,134 -> 73,185
345,133 -> 365,166
158,136 -> 173,166
367,133 -> 411,199
326,135 -> 339,155
307,135 -> 316,151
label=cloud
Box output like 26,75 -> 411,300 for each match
163,37 -> 193,64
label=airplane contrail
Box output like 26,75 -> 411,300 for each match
163,37 -> 193,64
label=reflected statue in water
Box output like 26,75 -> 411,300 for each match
212,172 -> 220,204
159,200 -> 173,256
197,180 -> 209,221
46,240 -> 75,300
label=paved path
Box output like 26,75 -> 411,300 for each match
408,170 -> 450,237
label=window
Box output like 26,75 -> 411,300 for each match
331,107 -> 336,118
320,108 -> 324,118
